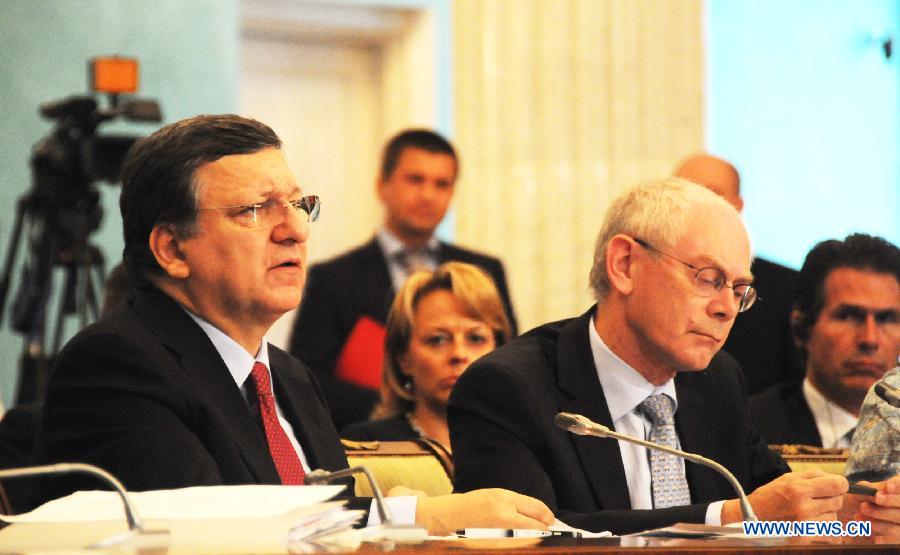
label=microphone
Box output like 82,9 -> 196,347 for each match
555,412 -> 758,522
875,381 -> 900,408
305,466 -> 426,543
0,462 -> 169,548
306,466 -> 393,524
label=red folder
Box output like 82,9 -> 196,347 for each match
334,315 -> 386,390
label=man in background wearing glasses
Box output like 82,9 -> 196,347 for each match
29,115 -> 554,534
449,178 -> 900,535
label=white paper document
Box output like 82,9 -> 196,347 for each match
0,484 -> 345,523
0,485 -> 360,554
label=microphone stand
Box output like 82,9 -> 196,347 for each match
306,466 -> 426,544
307,466 -> 393,524
556,412 -> 758,522
0,462 -> 169,548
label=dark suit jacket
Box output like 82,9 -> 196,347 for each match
289,237 -> 516,430
30,287 -> 350,506
750,382 -> 822,446
725,257 -> 803,394
0,403 -> 42,512
448,308 -> 789,535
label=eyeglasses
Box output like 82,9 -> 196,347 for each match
199,195 -> 321,228
632,237 -> 757,313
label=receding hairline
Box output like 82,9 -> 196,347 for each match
678,199 -> 755,282
674,153 -> 741,196
588,177 -> 750,303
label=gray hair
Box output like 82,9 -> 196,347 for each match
588,178 -> 741,304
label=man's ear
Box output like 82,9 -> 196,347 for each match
376,175 -> 388,202
606,234 -> 637,296
148,224 -> 190,280
791,308 -> 808,348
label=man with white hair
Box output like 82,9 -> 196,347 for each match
674,153 -> 802,394
450,178 -> 900,535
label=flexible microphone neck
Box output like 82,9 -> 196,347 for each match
306,465 -> 427,544
0,462 -> 142,530
0,462 -> 170,549
555,412 -> 758,522
306,465 -> 394,524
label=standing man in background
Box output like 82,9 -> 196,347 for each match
675,153 -> 802,393
290,129 -> 516,430
751,233 -> 900,447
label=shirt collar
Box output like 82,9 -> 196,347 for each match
376,227 -> 440,257
802,377 -> 858,446
587,312 -> 678,422
184,309 -> 270,389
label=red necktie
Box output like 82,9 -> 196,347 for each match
249,362 -> 305,484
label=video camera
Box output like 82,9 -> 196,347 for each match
0,57 -> 162,404
32,57 -> 161,202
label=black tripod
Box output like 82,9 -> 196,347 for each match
0,189 -> 106,405
0,89 -> 161,408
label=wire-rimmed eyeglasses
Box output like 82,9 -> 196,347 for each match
632,237 -> 757,313
199,195 -> 321,228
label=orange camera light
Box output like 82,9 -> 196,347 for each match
90,57 -> 139,94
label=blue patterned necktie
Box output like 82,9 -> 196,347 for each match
638,394 -> 691,508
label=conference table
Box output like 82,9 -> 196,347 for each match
386,535 -> 900,554
3,521 -> 900,554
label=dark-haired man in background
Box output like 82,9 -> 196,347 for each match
751,233 -> 900,447
290,129 -> 516,430
30,114 -> 553,534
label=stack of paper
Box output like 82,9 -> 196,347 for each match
0,484 -> 368,553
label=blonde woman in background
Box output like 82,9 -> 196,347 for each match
342,262 -> 511,452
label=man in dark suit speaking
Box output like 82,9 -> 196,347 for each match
31,115 -> 553,534
449,178 -> 900,535
290,129 -> 516,430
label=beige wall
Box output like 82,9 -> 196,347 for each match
452,0 -> 704,332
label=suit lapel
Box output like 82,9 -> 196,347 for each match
437,242 -> 477,266
792,387 -> 823,445
132,288 -> 280,483
556,309 -> 633,510
436,242 -> 459,264
673,371 -> 713,501
359,238 -> 396,322
269,349 -> 347,472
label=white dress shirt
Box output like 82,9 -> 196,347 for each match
587,316 -> 725,525
186,311 -> 312,471
802,378 -> 858,448
185,310 -> 417,525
